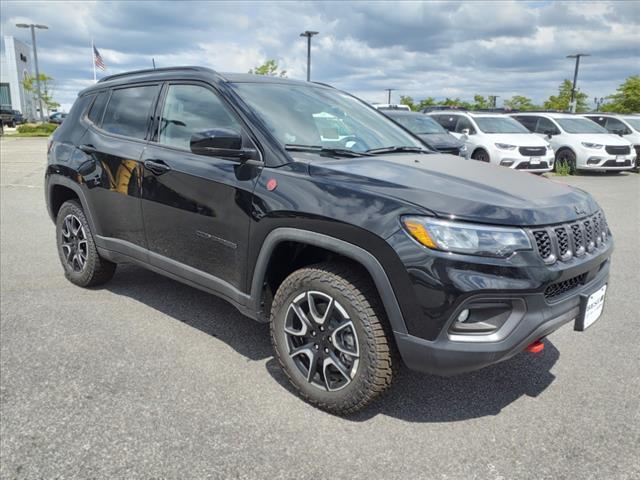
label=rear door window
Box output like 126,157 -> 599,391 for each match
587,116 -> 607,127
101,85 -> 160,140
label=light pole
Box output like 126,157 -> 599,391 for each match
385,88 -> 395,104
567,53 -> 590,113
16,23 -> 48,123
299,31 -> 318,82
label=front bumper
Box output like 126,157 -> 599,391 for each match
576,147 -> 635,170
395,261 -> 609,375
386,228 -> 613,376
493,149 -> 555,173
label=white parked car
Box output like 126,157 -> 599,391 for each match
582,114 -> 639,168
511,113 -> 635,173
372,103 -> 411,111
427,111 -> 554,173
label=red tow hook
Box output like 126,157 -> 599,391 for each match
525,339 -> 545,353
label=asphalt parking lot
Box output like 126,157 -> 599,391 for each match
1,137 -> 639,479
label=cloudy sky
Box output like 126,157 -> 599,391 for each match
2,0 -> 639,111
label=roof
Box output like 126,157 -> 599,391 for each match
430,111 -> 512,117
80,66 -> 330,97
382,110 -> 420,116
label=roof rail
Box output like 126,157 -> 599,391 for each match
518,109 -> 570,114
311,81 -> 335,89
98,66 -> 214,83
421,106 -> 468,113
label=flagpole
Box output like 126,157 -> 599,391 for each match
92,38 -> 96,83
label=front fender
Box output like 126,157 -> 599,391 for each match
248,227 -> 409,335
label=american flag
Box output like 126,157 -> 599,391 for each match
93,45 -> 106,71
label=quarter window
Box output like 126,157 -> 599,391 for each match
513,116 -> 537,132
588,116 -> 607,127
101,85 -> 160,140
87,91 -> 108,126
158,84 -> 241,150
432,115 -> 458,132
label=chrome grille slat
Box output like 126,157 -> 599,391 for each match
529,211 -> 609,264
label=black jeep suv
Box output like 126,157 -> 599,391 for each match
46,67 -> 613,414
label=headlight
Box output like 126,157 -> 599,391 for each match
581,142 -> 603,149
402,216 -> 532,257
495,143 -> 517,150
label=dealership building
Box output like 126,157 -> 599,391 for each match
0,35 -> 37,120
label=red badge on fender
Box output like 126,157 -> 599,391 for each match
266,178 -> 278,191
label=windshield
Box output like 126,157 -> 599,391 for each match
623,117 -> 640,131
230,83 -> 424,153
474,116 -> 530,134
555,117 -> 608,134
386,113 -> 447,134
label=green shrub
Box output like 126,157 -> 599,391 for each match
16,123 -> 58,135
555,161 -> 572,176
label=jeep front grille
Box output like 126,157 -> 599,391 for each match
544,273 -> 588,299
529,211 -> 609,264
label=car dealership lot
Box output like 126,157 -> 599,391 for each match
1,137 -> 638,479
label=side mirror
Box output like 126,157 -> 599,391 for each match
190,128 -> 257,160
461,128 -> 470,137
544,130 -> 557,139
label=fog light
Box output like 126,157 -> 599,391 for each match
587,158 -> 601,165
457,309 -> 470,322
500,160 -> 514,166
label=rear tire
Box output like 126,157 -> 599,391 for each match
56,200 -> 116,287
270,262 -> 396,415
471,149 -> 490,162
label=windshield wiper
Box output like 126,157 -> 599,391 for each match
284,144 -> 369,157
365,146 -> 431,155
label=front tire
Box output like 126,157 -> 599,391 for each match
270,262 -> 396,414
56,200 -> 116,287
555,149 -> 577,174
471,149 -> 490,162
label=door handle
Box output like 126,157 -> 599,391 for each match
78,144 -> 97,154
144,159 -> 172,175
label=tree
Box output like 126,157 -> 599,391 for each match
399,95 -> 437,112
471,95 -> 491,110
504,95 -> 537,111
438,97 -> 472,109
543,79 -> 589,112
249,59 -> 287,77
399,95 -> 416,110
600,75 -> 640,114
22,73 -> 60,112
416,97 -> 436,111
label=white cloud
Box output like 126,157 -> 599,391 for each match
2,0 -> 638,110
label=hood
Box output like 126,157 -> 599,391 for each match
568,133 -> 633,146
418,133 -> 463,149
480,133 -> 548,147
307,154 -> 599,226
